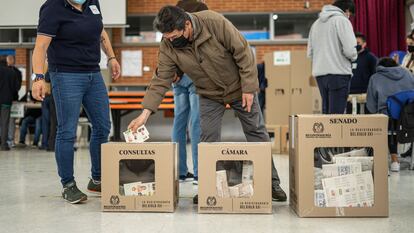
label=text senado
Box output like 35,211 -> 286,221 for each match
329,118 -> 358,124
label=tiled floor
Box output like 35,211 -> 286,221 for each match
0,146 -> 413,233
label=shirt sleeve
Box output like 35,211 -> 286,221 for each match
95,0 -> 103,20
37,2 -> 60,37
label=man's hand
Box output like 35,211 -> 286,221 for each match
109,59 -> 121,80
128,109 -> 152,132
242,93 -> 254,113
172,73 -> 181,84
31,79 -> 47,101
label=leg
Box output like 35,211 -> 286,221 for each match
41,96 -> 51,148
50,72 -> 86,186
19,116 -> 33,144
316,75 -> 330,114
48,95 -> 57,151
0,107 -> 11,149
7,117 -> 16,147
188,84 -> 201,178
172,85 -> 191,177
82,72 -> 111,182
199,96 -> 226,142
230,95 -> 281,186
327,75 -> 351,114
33,116 -> 42,146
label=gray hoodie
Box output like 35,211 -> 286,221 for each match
307,5 -> 357,77
366,66 -> 414,114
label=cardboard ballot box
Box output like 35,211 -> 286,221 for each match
198,143 -> 272,214
101,142 -> 178,212
289,115 -> 389,217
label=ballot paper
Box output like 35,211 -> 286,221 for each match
239,182 -> 254,197
229,185 -> 241,198
314,190 -> 327,207
314,168 -> 324,190
242,161 -> 254,184
322,171 -> 374,207
216,170 -> 230,198
322,163 -> 362,178
334,157 -> 374,172
123,182 -> 156,196
123,125 -> 150,143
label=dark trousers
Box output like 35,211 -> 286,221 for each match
199,95 -> 281,187
316,74 -> 351,114
0,106 -> 11,149
48,95 -> 57,151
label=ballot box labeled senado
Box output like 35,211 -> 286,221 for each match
289,115 -> 389,217
198,142 -> 272,214
101,143 -> 178,212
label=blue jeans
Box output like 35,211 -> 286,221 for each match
41,95 -> 51,148
172,75 -> 201,177
50,71 -> 110,186
19,116 -> 42,145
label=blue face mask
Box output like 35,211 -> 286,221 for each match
71,0 -> 87,5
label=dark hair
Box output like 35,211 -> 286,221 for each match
355,32 -> 366,42
153,5 -> 190,33
333,0 -> 355,14
176,0 -> 208,13
378,57 -> 398,68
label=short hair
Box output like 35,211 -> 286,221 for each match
378,57 -> 398,68
0,55 -> 7,65
333,0 -> 355,14
153,5 -> 190,33
176,0 -> 208,13
355,32 -> 366,42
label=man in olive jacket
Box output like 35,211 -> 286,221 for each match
128,5 -> 286,203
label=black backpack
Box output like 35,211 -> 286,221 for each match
397,101 -> 414,143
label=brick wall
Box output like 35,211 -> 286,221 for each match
128,0 -> 332,14
15,48 -> 27,66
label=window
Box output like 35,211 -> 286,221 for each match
124,15 -> 161,43
273,12 -> 318,40
0,29 -> 19,43
22,29 -> 37,43
224,14 -> 270,40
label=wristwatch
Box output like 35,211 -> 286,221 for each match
31,73 -> 45,82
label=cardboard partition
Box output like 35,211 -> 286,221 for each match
101,142 -> 178,212
289,115 -> 389,217
198,142 -> 272,214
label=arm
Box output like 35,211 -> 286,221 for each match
209,13 -> 258,111
336,18 -> 357,61
31,35 -> 52,101
307,25 -> 314,59
101,30 -> 121,80
128,46 -> 177,131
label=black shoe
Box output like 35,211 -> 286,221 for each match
272,185 -> 287,202
193,195 -> 198,205
179,172 -> 194,182
87,179 -> 101,194
62,181 -> 87,204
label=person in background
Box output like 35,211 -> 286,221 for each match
308,0 -> 357,114
6,55 -> 22,148
172,0 -> 208,185
0,56 -> 18,151
31,0 -> 121,204
128,6 -> 287,204
257,62 -> 267,114
18,93 -> 42,148
366,57 -> 414,172
401,32 -> 414,73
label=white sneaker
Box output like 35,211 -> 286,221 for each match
390,162 -> 400,172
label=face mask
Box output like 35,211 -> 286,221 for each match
408,45 -> 414,53
171,34 -> 189,48
70,0 -> 87,5
356,45 -> 362,52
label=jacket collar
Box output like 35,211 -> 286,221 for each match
189,13 -> 211,48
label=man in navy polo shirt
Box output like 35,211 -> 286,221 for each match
32,0 -> 121,204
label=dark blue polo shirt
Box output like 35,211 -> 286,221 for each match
37,0 -> 103,72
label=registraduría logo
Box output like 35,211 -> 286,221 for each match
206,196 -> 217,207
110,195 -> 120,205
313,122 -> 324,133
